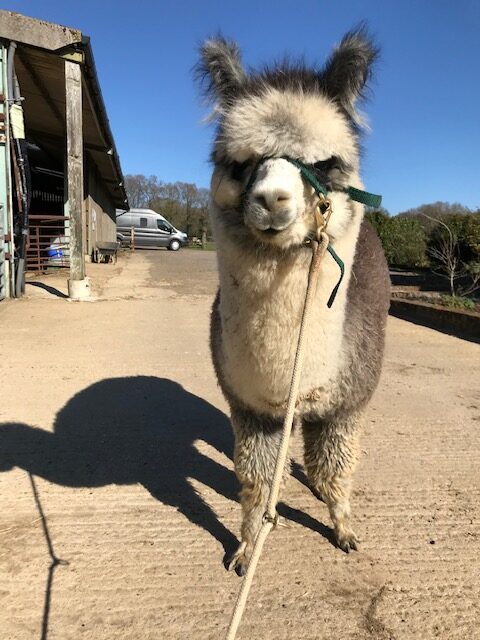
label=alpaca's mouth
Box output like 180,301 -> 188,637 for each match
261,227 -> 282,236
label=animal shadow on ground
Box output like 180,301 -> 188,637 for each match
0,376 -> 238,553
0,376 -> 336,555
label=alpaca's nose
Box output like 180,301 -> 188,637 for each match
253,189 -> 292,213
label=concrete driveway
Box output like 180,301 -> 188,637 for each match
0,249 -> 479,639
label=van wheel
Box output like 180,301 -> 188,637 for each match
169,239 -> 181,251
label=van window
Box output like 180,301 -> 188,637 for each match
139,217 -> 148,228
157,220 -> 172,232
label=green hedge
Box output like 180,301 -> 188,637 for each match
366,208 -> 480,273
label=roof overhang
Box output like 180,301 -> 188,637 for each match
0,10 -> 128,208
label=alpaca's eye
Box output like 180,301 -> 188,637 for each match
230,160 -> 250,182
313,157 -> 339,173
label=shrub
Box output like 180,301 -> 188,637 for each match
438,295 -> 476,310
366,210 -> 428,268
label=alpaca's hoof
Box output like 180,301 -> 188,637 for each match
226,541 -> 249,576
336,529 -> 360,553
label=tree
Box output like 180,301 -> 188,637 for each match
124,174 -> 213,245
399,201 -> 473,222
195,188 -> 210,248
124,174 -> 163,208
176,182 -> 199,238
150,183 -> 183,229
425,215 -> 462,296
426,213 -> 480,297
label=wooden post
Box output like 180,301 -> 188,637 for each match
130,226 -> 135,251
65,59 -> 89,298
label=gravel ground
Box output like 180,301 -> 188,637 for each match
0,248 -> 479,640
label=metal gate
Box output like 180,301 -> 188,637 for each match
26,214 -> 69,273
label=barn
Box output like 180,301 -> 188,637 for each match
0,10 -> 128,299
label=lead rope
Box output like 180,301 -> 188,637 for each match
225,229 -> 330,640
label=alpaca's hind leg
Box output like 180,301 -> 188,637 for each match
228,407 -> 288,576
302,415 -> 361,552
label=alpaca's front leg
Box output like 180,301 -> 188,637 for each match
228,407 -> 288,576
302,414 -> 361,552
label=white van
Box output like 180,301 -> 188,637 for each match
116,208 -> 188,251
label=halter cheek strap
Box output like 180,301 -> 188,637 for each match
283,156 -> 382,307
282,157 -> 382,208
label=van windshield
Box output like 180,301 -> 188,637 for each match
157,220 -> 173,232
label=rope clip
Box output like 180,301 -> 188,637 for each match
314,194 -> 332,240
262,512 -> 289,529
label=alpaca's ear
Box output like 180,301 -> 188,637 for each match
196,37 -> 246,106
321,26 -> 378,121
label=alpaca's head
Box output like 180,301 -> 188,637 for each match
197,28 -> 378,249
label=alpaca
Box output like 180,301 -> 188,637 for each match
197,28 -> 390,576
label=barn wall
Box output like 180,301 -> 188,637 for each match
84,154 -> 117,255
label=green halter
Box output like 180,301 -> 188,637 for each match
283,157 -> 382,208
244,156 -> 382,307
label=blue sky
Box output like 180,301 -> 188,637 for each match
7,0 -> 480,214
